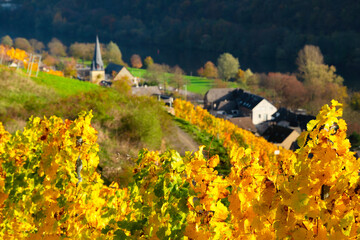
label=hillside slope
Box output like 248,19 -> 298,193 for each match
0,66 -> 201,186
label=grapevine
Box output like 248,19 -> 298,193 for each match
0,100 -> 359,239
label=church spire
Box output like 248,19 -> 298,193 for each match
91,35 -> 104,71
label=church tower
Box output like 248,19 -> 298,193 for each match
90,36 -> 105,84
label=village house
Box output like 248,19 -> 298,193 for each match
131,86 -> 161,96
105,63 -> 138,87
237,91 -> 277,125
271,107 -> 315,132
105,61 -> 170,104
204,88 -> 236,112
203,88 -> 307,147
261,125 -> 300,150
204,88 -> 277,125
202,88 -> 318,150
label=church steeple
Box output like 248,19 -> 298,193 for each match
90,35 -> 105,84
91,35 -> 104,71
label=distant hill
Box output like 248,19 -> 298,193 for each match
1,0 -> 359,71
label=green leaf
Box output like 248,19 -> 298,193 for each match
170,151 -> 185,173
31,191 -> 42,203
154,178 -> 164,198
101,225 -> 112,234
114,229 -> 128,240
340,210 -> 354,237
56,195 -> 67,208
117,218 -> 147,234
156,227 -> 167,239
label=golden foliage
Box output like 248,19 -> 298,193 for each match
0,99 -> 359,238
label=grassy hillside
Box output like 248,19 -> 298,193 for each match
0,66 -> 225,186
0,66 -> 173,185
33,70 -> 99,97
0,67 -> 50,110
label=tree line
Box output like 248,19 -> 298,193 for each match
0,35 -> 144,78
0,34 -> 187,95
1,0 -> 359,72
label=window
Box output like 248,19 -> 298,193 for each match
259,114 -> 261,118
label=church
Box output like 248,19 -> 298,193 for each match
89,36 -> 105,84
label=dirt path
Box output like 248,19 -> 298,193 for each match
165,124 -> 200,156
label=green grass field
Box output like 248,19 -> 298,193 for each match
128,67 -> 214,95
185,75 -> 214,95
76,59 -> 92,66
128,67 -> 147,78
31,71 -> 99,97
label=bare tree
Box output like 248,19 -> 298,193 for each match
48,38 -> 67,57
170,65 -> 185,90
144,63 -> 170,89
29,39 -> 45,53
69,42 -> 94,61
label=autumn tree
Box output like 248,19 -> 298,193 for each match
296,45 -> 347,112
29,39 -> 45,53
246,73 -> 261,88
144,63 -> 169,89
213,78 -> 229,88
236,68 -> 253,85
130,54 -> 143,68
14,37 -> 32,52
69,42 -> 94,61
48,38 -> 67,57
63,58 -> 77,78
42,52 -> 59,67
217,53 -> 239,81
197,61 -> 218,78
144,56 -> 154,68
296,45 -> 343,86
265,73 -> 308,109
105,41 -> 125,65
296,45 -> 324,76
113,76 -> 132,95
1,35 -> 13,47
170,65 -> 185,90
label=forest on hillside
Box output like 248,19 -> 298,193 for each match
1,0 -> 360,72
